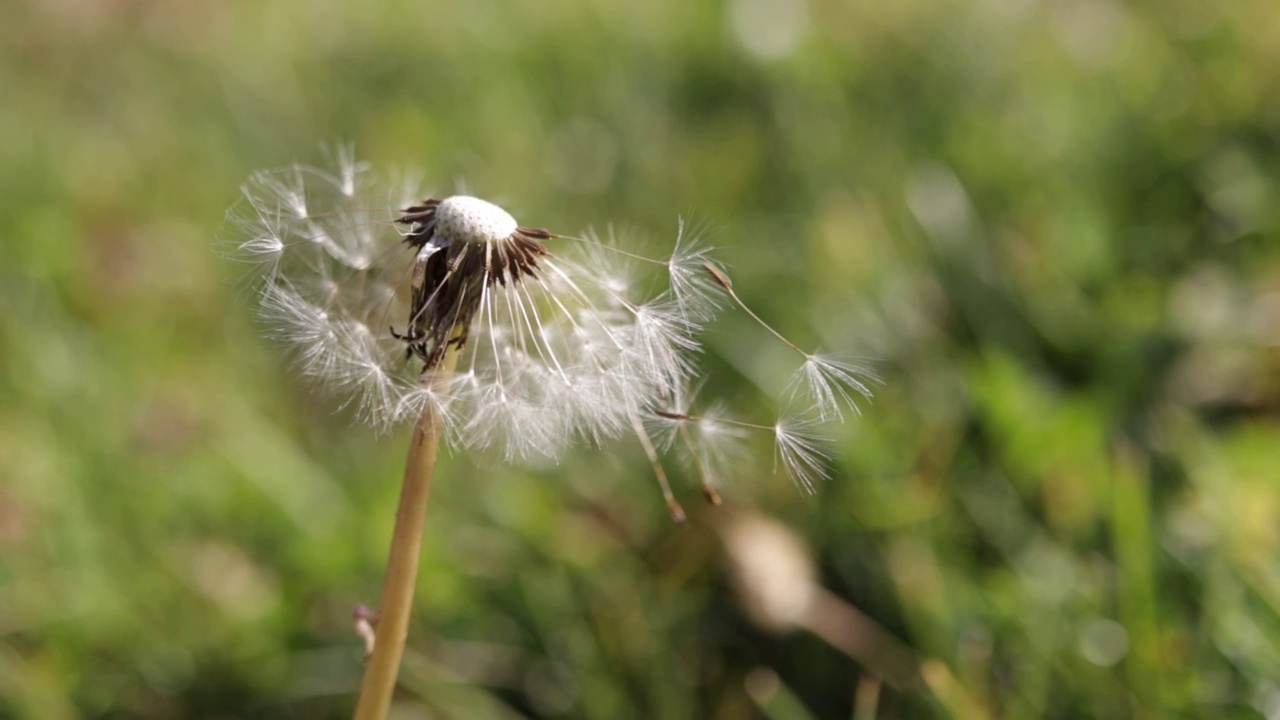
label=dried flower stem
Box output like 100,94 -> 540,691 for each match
353,346 -> 460,720
803,587 -> 921,691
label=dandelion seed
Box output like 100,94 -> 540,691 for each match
703,262 -> 878,420
654,406 -> 831,496
648,386 -> 749,505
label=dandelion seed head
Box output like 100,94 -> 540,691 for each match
229,149 -> 876,512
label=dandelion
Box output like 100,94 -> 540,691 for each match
228,149 -> 718,719
226,149 -> 877,495
226,147 -> 879,718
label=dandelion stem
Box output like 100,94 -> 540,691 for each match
353,346 -> 460,720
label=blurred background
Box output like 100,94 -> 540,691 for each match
2,0 -> 1279,717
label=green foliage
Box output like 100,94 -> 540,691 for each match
2,0 -> 1279,717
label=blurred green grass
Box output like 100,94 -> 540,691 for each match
2,0 -> 1279,717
